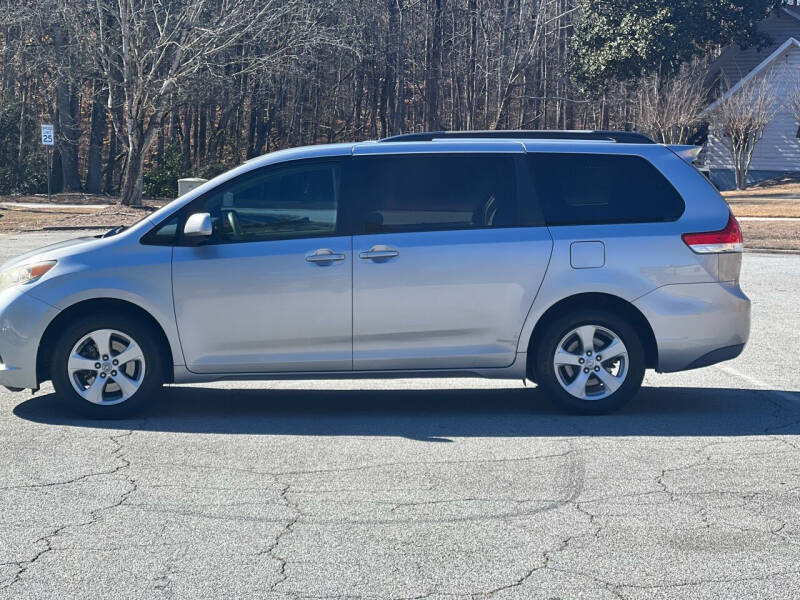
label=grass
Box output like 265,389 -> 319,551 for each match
722,181 -> 800,218
721,181 -> 800,199
0,194 -> 164,232
728,200 -> 800,218
740,220 -> 800,252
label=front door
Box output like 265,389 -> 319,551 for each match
351,152 -> 553,371
172,158 -> 352,373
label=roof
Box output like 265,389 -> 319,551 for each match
705,7 -> 800,88
784,5 -> 800,21
703,36 -> 800,114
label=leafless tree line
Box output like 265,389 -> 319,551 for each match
0,0 -> 768,203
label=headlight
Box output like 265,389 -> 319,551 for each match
0,261 -> 57,293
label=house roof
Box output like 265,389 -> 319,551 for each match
705,7 -> 800,88
783,5 -> 800,21
703,36 -> 800,114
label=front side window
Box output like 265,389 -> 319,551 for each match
528,153 -> 685,226
354,154 -> 520,233
144,160 -> 342,245
198,161 -> 341,243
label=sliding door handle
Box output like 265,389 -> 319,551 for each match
306,248 -> 346,264
359,246 -> 399,260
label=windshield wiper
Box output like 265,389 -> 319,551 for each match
98,225 -> 128,238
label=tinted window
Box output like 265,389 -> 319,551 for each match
140,212 -> 180,245
355,154 -> 527,233
528,153 -> 684,226
195,161 -> 340,243
144,160 -> 342,246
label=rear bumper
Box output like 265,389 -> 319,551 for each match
0,290 -> 58,390
634,281 -> 750,373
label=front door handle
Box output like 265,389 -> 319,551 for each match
306,248 -> 346,264
359,245 -> 399,261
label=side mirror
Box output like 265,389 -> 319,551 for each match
184,213 -> 213,238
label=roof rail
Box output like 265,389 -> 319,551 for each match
378,130 -> 656,144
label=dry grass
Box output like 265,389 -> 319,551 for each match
2,193 -> 116,205
0,194 -> 164,232
728,200 -> 800,218
0,205 -> 100,232
721,180 -> 800,218
741,220 -> 800,252
721,181 -> 800,199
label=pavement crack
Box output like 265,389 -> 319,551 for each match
0,430 -> 137,590
256,478 -> 302,593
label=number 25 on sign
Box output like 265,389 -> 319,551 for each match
41,124 -> 54,146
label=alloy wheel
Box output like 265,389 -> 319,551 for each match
67,329 -> 147,405
552,324 -> 628,401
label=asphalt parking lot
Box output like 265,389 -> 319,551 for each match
0,231 -> 798,599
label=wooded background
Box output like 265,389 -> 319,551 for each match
0,0 -> 780,204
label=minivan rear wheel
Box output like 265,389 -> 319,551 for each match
50,313 -> 165,418
534,309 -> 645,414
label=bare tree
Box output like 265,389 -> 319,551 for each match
636,60 -> 707,144
70,0 -> 323,205
786,73 -> 800,136
14,0 -> 772,201
708,74 -> 778,190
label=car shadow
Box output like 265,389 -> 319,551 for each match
12,384 -> 800,440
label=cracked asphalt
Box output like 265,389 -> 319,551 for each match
0,232 -> 798,599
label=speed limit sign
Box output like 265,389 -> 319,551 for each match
41,124 -> 54,146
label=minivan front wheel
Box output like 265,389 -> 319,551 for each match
534,310 -> 645,414
50,313 -> 165,418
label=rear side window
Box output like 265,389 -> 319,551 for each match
355,154 -> 532,233
528,153 -> 684,226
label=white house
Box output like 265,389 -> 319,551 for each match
703,3 -> 800,189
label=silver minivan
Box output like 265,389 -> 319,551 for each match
0,131 -> 750,416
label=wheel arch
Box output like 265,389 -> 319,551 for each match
525,292 -> 658,380
36,298 -> 176,385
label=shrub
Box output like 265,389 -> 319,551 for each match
143,140 -> 184,199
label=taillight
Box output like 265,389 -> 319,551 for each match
682,213 -> 743,254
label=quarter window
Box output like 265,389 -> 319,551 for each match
528,153 -> 685,226
355,154 -> 523,233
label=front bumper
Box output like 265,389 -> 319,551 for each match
0,289 -> 58,390
634,281 -> 751,373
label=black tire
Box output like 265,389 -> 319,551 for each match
50,312 -> 165,418
534,309 -> 645,415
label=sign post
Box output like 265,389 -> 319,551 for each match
41,124 -> 54,200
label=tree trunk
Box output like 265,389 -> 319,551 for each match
425,0 -> 443,130
386,0 -> 405,134
105,130 -> 117,194
105,96 -> 124,195
17,85 -> 25,172
198,104 -> 208,166
182,106 -> 193,171
53,27 -> 82,192
3,25 -> 17,100
120,110 -> 161,206
86,84 -> 108,194
120,136 -> 145,206
246,98 -> 258,158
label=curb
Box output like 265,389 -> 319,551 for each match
745,248 -> 800,255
